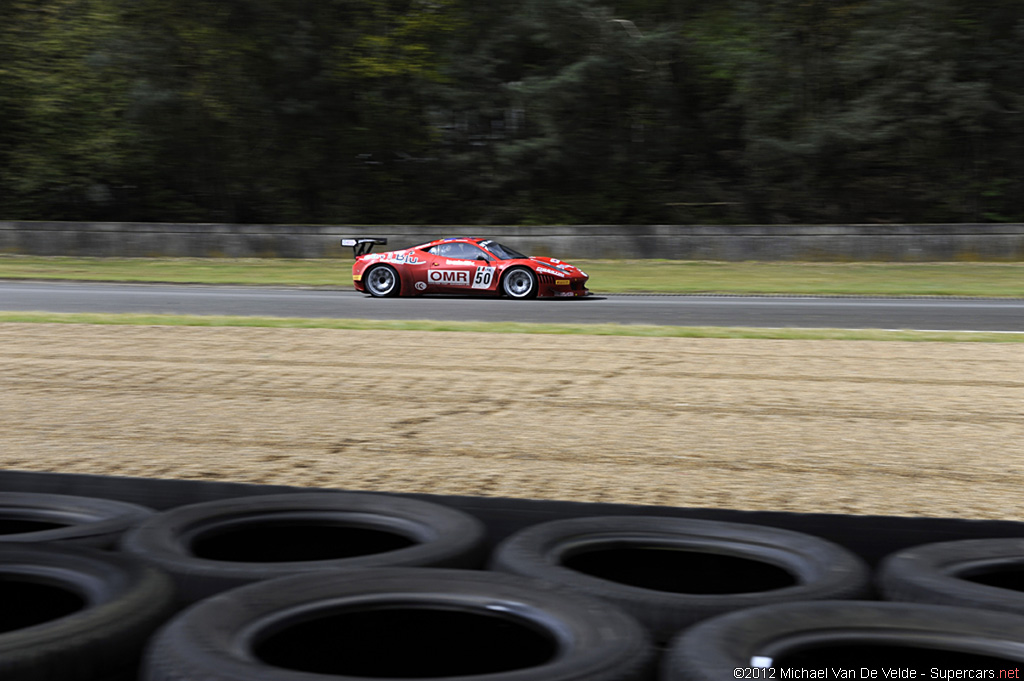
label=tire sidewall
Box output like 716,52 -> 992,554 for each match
879,538 -> 1024,614
0,492 -> 154,549
0,543 -> 175,681
491,515 -> 870,641
120,492 -> 487,602
143,568 -> 654,681
663,600 -> 1024,681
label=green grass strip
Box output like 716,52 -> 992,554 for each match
3,256 -> 1024,297
2,311 -> 1022,343
578,260 -> 1024,296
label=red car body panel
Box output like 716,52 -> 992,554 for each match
350,237 -> 590,298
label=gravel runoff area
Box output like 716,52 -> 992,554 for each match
1,323 -> 1023,521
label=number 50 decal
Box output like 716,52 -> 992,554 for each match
472,267 -> 496,289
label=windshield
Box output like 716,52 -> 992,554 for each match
481,240 -> 527,260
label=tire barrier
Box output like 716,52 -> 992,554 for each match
490,515 -> 871,642
0,491 -> 154,549
878,538 -> 1024,615
119,491 -> 488,603
4,470 -> 1024,679
660,600 -> 1024,680
142,568 -> 655,681
0,543 -> 175,681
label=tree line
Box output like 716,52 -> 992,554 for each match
1,0 -> 1021,225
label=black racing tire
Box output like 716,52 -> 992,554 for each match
0,543 -> 175,681
661,600 -> 1024,680
489,515 -> 870,643
364,264 -> 401,297
501,267 -> 538,299
0,492 -> 154,549
120,492 -> 488,604
878,537 -> 1024,615
143,567 -> 655,681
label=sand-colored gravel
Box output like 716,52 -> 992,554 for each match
1,323 -> 1022,520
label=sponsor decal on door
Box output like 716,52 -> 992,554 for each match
428,270 -> 471,286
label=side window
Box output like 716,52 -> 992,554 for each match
429,242 -> 491,260
462,244 -> 493,261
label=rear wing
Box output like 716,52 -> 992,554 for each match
341,237 -> 388,257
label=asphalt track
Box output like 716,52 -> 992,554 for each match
2,281 -> 1023,331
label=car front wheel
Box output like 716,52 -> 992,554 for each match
364,265 -> 400,297
501,267 -> 538,299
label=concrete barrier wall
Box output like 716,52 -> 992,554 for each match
3,221 -> 1024,261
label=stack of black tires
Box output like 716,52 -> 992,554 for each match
3,480 -> 1024,680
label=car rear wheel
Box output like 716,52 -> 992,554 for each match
365,265 -> 400,297
502,267 -> 538,299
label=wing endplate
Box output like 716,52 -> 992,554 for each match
341,237 -> 388,257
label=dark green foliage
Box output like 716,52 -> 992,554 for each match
1,0 -> 1022,224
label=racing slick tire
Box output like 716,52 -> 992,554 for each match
489,515 -> 870,643
120,492 -> 488,604
501,267 -> 538,299
0,543 -> 175,681
364,264 -> 401,297
878,537 -> 1024,615
660,600 -> 1024,680
0,491 -> 154,549
142,568 -> 655,681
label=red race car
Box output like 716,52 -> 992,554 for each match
342,237 -> 590,299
